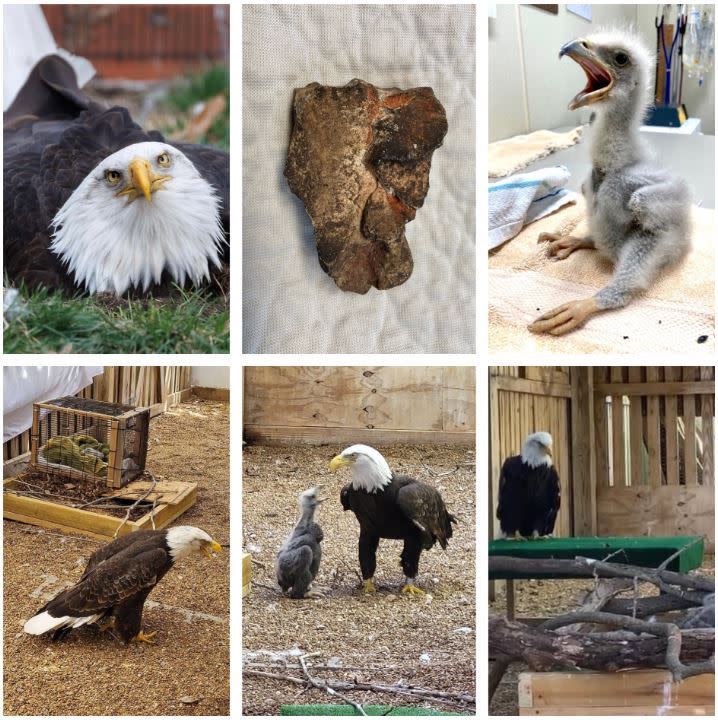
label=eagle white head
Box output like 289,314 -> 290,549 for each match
329,444 -> 393,493
166,525 -> 222,561
50,141 -> 225,295
521,432 -> 553,469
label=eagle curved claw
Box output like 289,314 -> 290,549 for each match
400,583 -> 425,596
363,578 -> 376,594
133,630 -> 157,644
528,297 -> 600,335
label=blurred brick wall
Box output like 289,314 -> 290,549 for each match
42,4 -> 229,80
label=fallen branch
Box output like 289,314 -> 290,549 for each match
490,556 -> 714,593
242,668 -> 475,709
114,473 -> 157,538
299,653 -> 367,716
490,615 -> 714,681
603,592 -> 707,618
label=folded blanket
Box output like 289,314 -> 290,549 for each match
489,198 -> 715,354
489,127 -> 584,178
489,167 -> 578,249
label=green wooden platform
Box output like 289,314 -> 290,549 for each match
489,535 -> 704,580
280,706 -> 466,716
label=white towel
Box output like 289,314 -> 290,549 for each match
488,166 -> 578,250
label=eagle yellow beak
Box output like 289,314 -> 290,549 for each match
204,540 -> 223,557
329,455 -> 350,471
545,446 -> 553,458
128,157 -> 153,202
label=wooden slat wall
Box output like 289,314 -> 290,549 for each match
489,367 -> 572,538
3,366 -> 192,462
593,366 -> 715,552
243,366 -> 475,446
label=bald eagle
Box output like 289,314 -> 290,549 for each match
4,55 -> 229,296
330,444 -> 457,595
496,432 -> 561,539
23,526 -> 221,644
276,486 -> 325,599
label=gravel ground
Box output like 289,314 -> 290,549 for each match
3,397 -> 229,716
489,557 -> 716,715
242,444 -> 476,715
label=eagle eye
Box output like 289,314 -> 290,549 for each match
157,151 -> 171,167
105,169 -> 122,186
614,51 -> 630,67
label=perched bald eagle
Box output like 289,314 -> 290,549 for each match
4,55 -> 229,296
496,432 -> 561,539
276,486 -> 325,599
23,526 -> 221,644
330,444 -> 457,595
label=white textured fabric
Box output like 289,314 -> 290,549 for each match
488,167 -> 578,250
3,366 -> 103,442
243,4 -> 475,354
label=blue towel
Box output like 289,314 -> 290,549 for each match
489,166 -> 578,250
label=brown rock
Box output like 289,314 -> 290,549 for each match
285,79 -> 448,294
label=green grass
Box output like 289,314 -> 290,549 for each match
164,65 -> 229,150
4,286 -> 229,354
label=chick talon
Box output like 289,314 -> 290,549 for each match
133,630 -> 157,644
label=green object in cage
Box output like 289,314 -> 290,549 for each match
42,436 -> 108,476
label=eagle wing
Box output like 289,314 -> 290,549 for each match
395,479 -> 456,550
45,547 -> 168,618
80,530 -> 159,580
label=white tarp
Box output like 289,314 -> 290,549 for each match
3,366 -> 104,442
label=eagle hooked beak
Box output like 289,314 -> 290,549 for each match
329,455 -> 351,472
544,445 -> 553,458
117,157 -> 169,203
559,38 -> 614,110
203,539 -> 223,558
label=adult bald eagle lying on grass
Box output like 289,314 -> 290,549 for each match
330,445 -> 457,595
497,432 -> 561,539
4,55 -> 228,296
23,526 -> 221,644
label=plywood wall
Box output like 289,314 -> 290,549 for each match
243,366 -> 475,445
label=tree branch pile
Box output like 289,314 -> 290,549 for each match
489,553 -> 715,690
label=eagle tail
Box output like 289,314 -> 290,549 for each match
23,609 -> 102,636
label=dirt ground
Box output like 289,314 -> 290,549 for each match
3,397 -> 229,716
489,556 -> 716,715
242,444 -> 476,715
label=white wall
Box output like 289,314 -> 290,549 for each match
191,366 -> 230,389
489,4 -> 713,141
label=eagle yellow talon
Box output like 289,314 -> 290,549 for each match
400,583 -> 425,596
363,579 -> 376,594
133,630 -> 157,644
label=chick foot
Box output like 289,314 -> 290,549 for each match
529,298 -> 600,335
538,232 -> 595,260
304,589 -> 325,599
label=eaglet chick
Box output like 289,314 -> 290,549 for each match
276,486 -> 325,599
530,30 -> 691,335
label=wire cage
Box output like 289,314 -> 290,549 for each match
30,397 -> 150,489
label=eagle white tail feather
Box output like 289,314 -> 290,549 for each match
23,610 -> 102,635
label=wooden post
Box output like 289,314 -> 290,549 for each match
571,367 -> 596,536
489,368 -> 501,602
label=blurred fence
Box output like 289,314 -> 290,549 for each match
42,4 -> 229,79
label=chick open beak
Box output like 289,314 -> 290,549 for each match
559,39 -> 614,110
204,540 -> 223,557
329,455 -> 351,471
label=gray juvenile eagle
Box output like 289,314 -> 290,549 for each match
496,432 -> 561,539
529,30 -> 691,335
276,486 -> 325,599
330,444 -> 457,595
23,526 -> 222,644
4,55 -> 229,296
